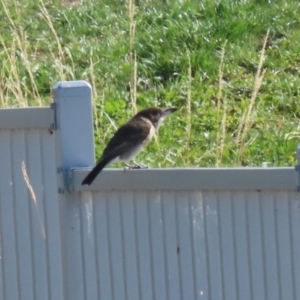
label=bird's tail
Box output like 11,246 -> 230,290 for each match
81,155 -> 112,185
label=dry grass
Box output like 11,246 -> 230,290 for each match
0,0 -> 42,106
186,51 -> 192,152
216,40 -> 227,167
39,0 -> 75,81
0,0 -> 298,167
0,0 -> 76,107
129,0 -> 137,115
236,30 -> 270,163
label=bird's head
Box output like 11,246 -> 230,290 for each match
136,107 -> 177,129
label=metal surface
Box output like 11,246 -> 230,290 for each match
51,80 -> 95,300
0,107 -> 54,129
0,128 -> 64,300
68,189 -> 300,300
72,167 -> 298,192
52,81 -> 94,169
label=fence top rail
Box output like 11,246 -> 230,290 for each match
0,106 -> 54,129
71,167 -> 298,192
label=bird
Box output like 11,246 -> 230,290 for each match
82,107 -> 178,185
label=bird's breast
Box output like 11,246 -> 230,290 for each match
119,122 -> 155,161
142,121 -> 156,144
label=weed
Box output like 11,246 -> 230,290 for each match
0,0 -> 299,167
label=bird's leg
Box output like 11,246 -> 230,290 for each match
123,162 -> 132,171
132,160 -> 148,169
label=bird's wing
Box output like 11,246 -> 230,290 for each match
100,119 -> 151,159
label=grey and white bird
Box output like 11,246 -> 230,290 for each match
82,107 -> 177,185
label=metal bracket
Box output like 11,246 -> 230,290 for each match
56,167 -> 73,193
50,102 -> 57,130
65,168 -> 74,192
295,145 -> 300,191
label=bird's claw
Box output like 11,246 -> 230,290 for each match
123,165 -> 149,171
132,160 -> 148,168
131,165 -> 149,169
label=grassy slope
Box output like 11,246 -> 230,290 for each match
0,0 -> 300,167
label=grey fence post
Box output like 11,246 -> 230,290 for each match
296,145 -> 300,191
51,81 -> 96,300
52,80 -> 94,191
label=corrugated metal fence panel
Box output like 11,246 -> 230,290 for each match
1,83 -> 300,300
0,128 -> 64,300
67,190 -> 300,300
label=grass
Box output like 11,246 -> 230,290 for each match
1,0 -> 300,167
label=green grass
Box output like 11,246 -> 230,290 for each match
1,0 -> 300,167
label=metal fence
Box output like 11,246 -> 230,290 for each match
0,81 -> 299,300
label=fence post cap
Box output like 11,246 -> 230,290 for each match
52,80 -> 91,90
52,81 -> 92,98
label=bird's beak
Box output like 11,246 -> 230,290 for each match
162,107 -> 178,117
